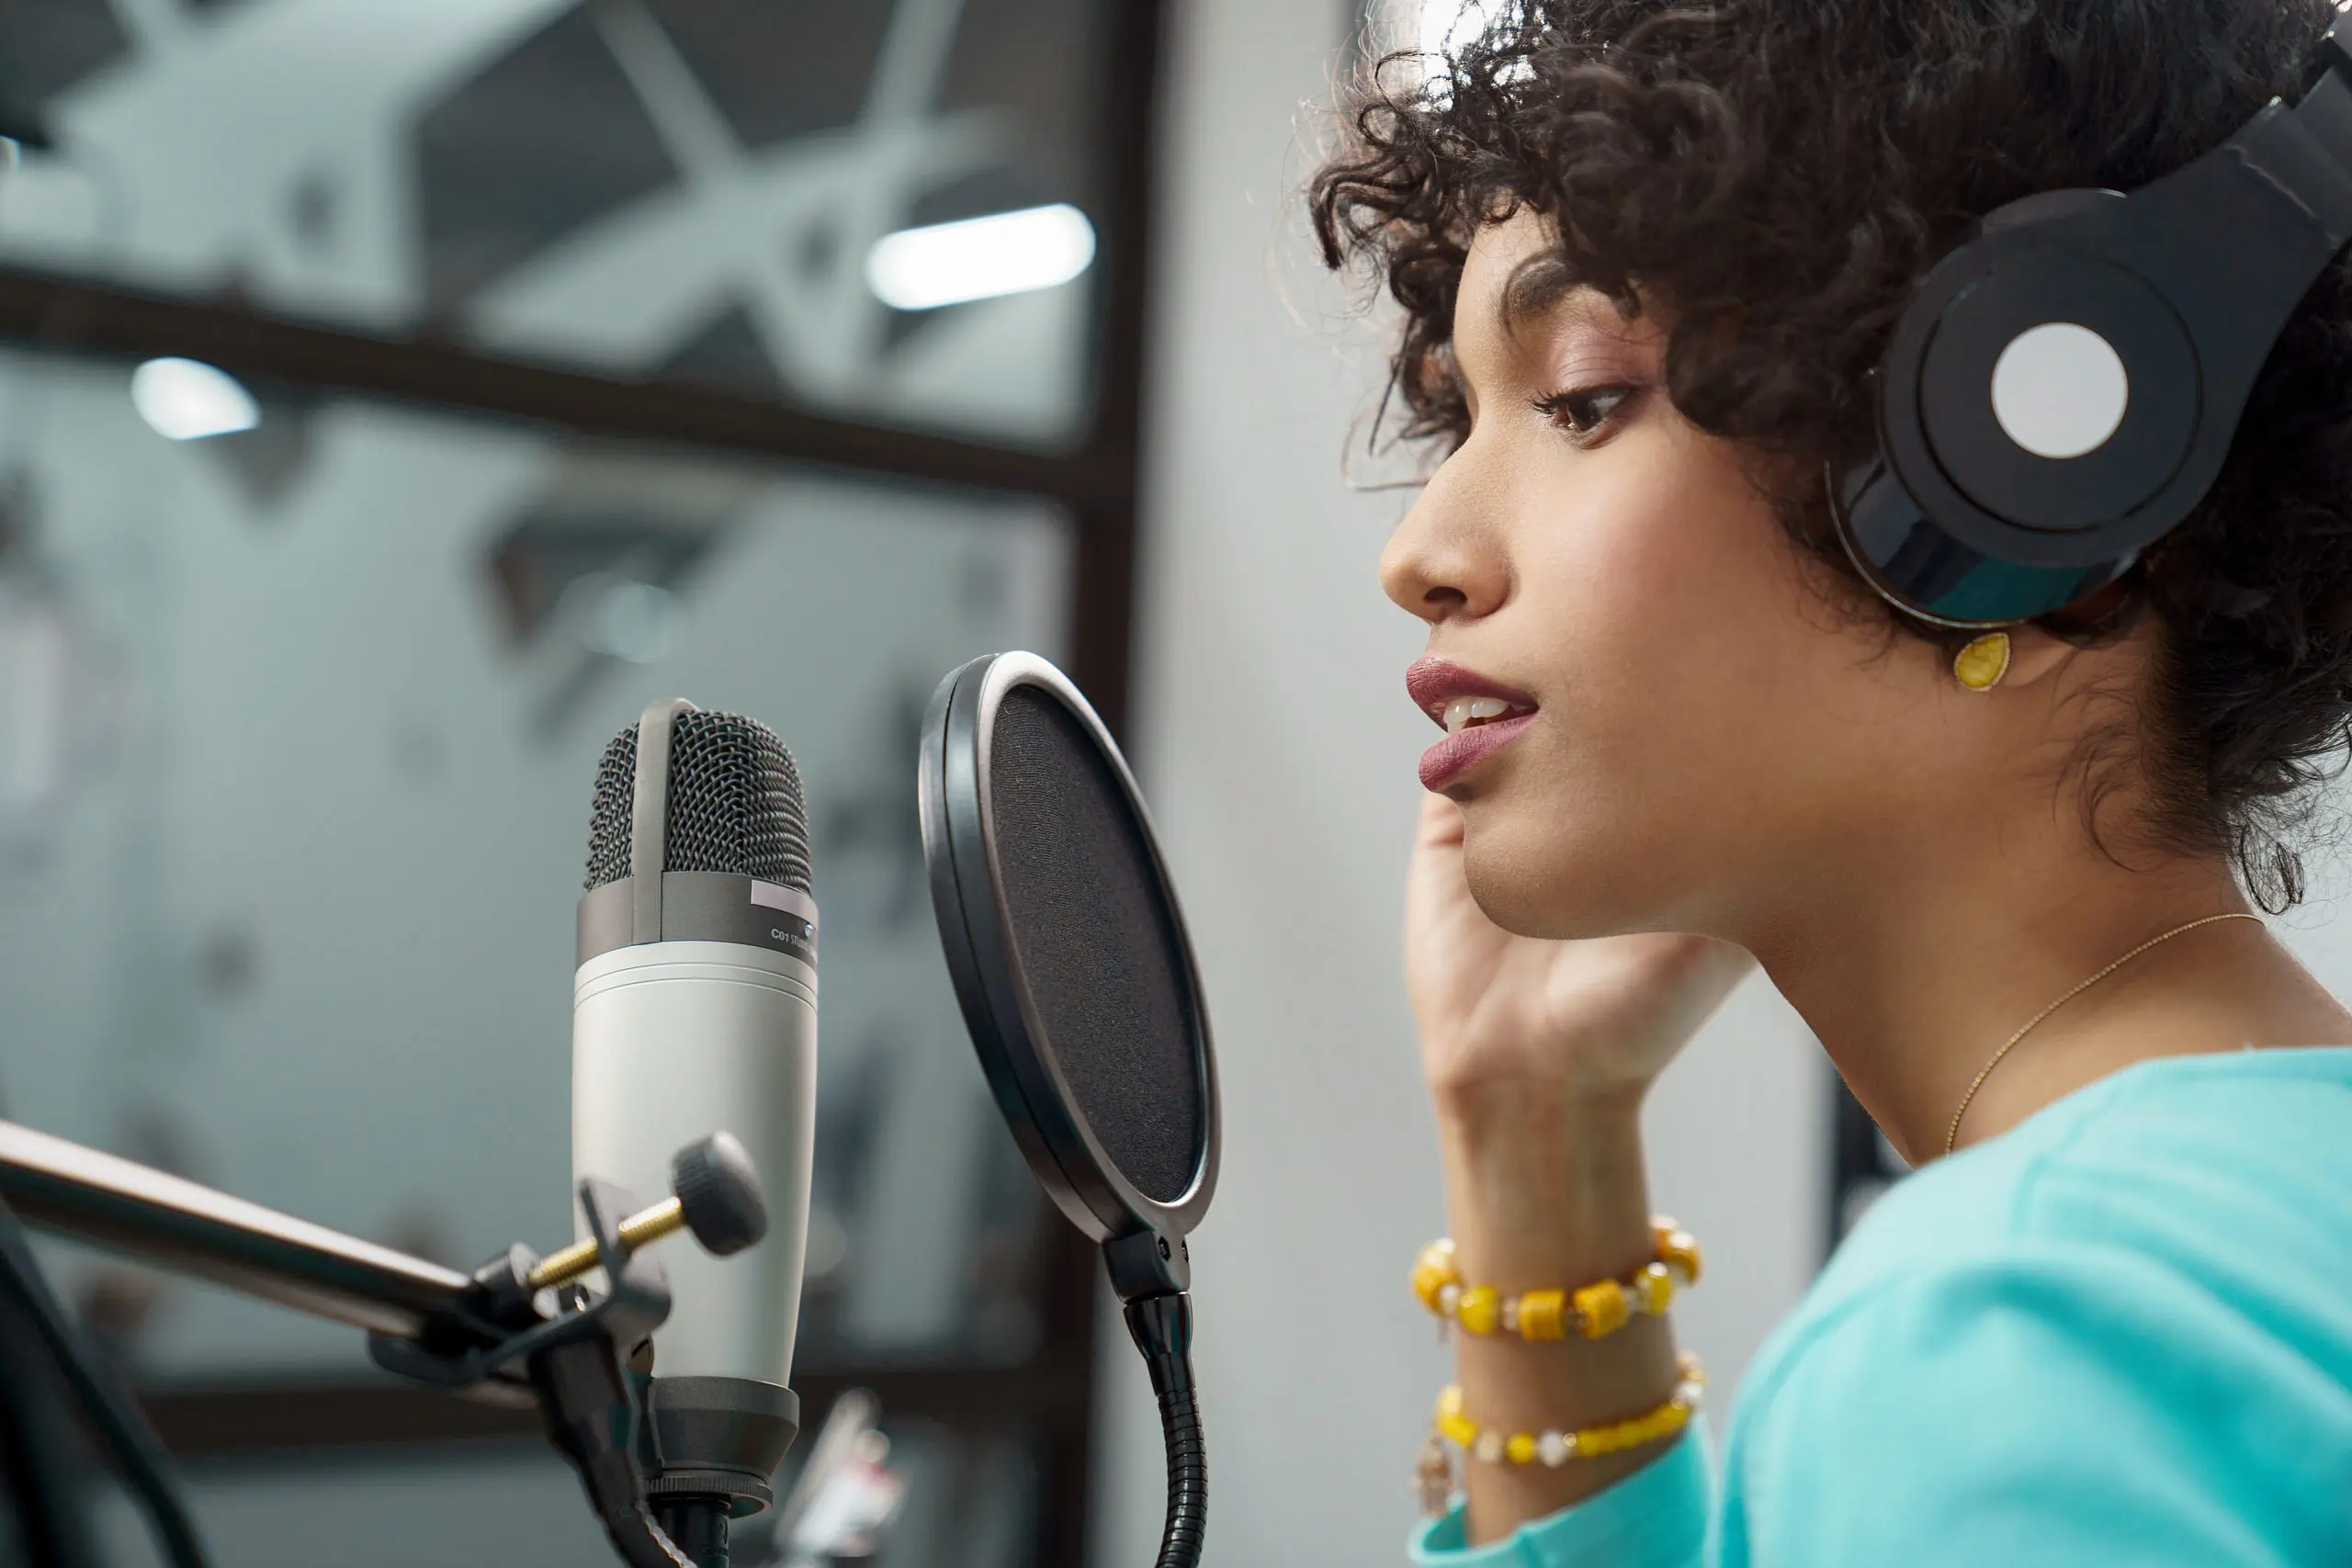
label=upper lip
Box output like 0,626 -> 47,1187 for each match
1405,658 -> 1539,728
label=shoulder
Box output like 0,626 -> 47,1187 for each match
1808,1045 -> 2352,1331
1718,1048 -> 2352,1565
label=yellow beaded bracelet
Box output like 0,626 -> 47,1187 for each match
1411,1220 -> 1702,1342
1413,1354 -> 1706,1515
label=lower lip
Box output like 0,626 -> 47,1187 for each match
1419,714 -> 1538,791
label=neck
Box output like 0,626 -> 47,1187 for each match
1739,817 -> 2352,1165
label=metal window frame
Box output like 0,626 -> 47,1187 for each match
0,3 -> 1163,1562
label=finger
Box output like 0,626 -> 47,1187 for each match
1416,790 -> 1465,851
1650,932 -> 1753,980
1690,935 -> 1758,995
1407,795 -> 1476,919
1643,934 -> 1758,1034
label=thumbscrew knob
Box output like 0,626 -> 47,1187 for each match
672,1131 -> 769,1257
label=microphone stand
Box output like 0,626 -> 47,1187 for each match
0,1200 -> 152,1568
0,1118 -> 793,1568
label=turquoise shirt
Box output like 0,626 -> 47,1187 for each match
1413,1047 -> 2352,1567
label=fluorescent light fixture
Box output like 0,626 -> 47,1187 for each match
561,572 -> 682,665
130,358 -> 259,441
865,203 -> 1096,312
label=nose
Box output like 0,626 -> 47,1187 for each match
1380,445 -> 1510,626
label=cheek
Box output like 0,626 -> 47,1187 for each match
1467,428 -> 1858,931
1514,427 -> 1789,728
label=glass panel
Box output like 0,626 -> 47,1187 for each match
0,0 -> 1109,447
0,344 -> 1066,1377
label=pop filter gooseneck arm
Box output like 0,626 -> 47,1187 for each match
1130,1299 -> 1206,1568
1107,1236 -> 1207,1568
919,654 -> 1221,1568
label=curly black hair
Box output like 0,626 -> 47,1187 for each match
1311,0 -> 2352,908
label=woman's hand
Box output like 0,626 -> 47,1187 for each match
1408,793 -> 1749,1538
1407,793 -> 1752,1111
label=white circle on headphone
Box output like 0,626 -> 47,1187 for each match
1989,321 -> 2130,459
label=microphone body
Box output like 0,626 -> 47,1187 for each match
571,701 -> 819,1400
573,940 -> 815,1382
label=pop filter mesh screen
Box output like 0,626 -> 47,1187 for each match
987,684 -> 1204,1204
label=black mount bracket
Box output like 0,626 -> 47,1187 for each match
368,1178 -> 700,1568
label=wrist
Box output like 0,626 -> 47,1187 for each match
1436,1085 -> 1656,1289
1433,1073 -> 1646,1143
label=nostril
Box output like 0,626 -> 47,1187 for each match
1424,586 -> 1469,612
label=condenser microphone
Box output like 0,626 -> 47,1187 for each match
572,698 -> 817,1534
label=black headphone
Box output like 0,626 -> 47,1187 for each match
1831,14 -> 2352,628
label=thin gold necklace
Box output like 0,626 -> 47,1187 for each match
1943,911 -> 2263,1156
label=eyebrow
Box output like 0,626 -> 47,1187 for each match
1496,253 -> 1584,340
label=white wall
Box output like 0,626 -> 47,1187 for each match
1096,3 -> 1830,1562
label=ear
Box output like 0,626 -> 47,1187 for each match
1996,621 -> 2142,690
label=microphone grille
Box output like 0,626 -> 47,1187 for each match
584,710 -> 812,892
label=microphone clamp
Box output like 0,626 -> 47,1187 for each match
366,1172 -> 693,1567
526,1131 -> 769,1293
365,1139 -> 786,1568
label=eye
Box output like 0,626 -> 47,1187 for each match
1532,384 -> 1637,441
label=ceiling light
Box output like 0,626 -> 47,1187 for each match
130,358 -> 259,441
865,204 -> 1097,312
564,573 -> 682,666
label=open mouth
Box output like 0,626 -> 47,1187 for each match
1438,694 -> 1536,736
1406,657 -> 1541,729
1406,659 -> 1542,791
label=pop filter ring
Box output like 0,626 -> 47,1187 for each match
920,651 -> 1220,1262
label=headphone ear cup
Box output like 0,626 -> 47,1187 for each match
1827,424 -> 2132,628
1916,256 -> 2198,529
1826,444 -> 1994,626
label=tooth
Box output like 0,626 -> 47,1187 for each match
1444,696 -> 1476,735
1467,698 -> 1509,721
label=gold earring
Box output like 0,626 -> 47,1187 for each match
1953,631 -> 2011,692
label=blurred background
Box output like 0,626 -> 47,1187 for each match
3,1 -> 2351,1566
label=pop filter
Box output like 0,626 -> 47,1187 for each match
919,651 -> 1217,1568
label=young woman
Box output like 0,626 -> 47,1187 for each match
1312,1 -> 2352,1562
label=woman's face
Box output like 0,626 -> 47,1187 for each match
1382,213 -> 2035,942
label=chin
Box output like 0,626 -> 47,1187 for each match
1456,800 -> 1654,941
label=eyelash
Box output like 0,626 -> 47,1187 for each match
1532,384 -> 1637,442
